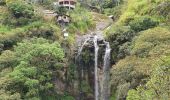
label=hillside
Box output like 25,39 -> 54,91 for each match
105,0 -> 170,99
0,0 -> 96,99
0,0 -> 170,100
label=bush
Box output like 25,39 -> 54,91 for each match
6,38 -> 64,99
0,0 -> 5,5
131,27 -> 170,57
3,16 -> 33,26
129,16 -> 158,32
150,1 -> 170,23
7,1 -> 34,18
111,64 -> 148,100
103,5 -> 123,20
106,26 -> 135,60
127,55 -> 170,100
0,22 -> 62,52
68,6 -> 95,34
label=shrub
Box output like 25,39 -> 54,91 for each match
129,16 -> 158,32
0,0 -> 5,5
68,6 -> 95,34
103,5 -> 123,20
106,26 -> 135,60
55,6 -> 67,15
6,38 -> 64,99
131,27 -> 170,57
150,1 -> 170,23
111,63 -> 148,100
7,1 -> 34,18
0,22 -> 62,52
127,55 -> 170,100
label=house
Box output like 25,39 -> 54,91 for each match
55,0 -> 77,10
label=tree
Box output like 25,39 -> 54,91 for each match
127,56 -> 170,100
7,0 -> 34,18
0,38 -> 65,99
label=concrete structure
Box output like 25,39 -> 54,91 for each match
57,0 -> 76,9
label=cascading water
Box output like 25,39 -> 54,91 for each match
102,42 -> 111,100
76,37 -> 91,58
76,35 -> 111,100
93,36 -> 99,100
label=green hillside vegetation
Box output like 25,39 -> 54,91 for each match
0,38 -> 65,99
0,0 -> 170,99
0,0 -> 96,99
106,0 -> 170,99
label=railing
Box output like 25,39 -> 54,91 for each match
59,4 -> 75,9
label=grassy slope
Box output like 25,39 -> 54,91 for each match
108,0 -> 170,99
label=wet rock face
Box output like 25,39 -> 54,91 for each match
74,16 -> 112,100
75,35 -> 111,100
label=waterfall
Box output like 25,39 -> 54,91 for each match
76,37 -> 91,58
93,36 -> 99,100
102,42 -> 111,100
76,35 -> 111,100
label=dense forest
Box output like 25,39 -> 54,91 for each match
0,0 -> 170,100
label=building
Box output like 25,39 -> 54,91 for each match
57,0 -> 76,10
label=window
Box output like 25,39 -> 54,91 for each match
64,1 -> 69,4
59,2 -> 63,5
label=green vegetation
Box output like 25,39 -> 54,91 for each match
0,0 -> 96,99
0,38 -> 65,99
1,0 -> 170,99
68,5 -> 96,34
7,1 -> 34,18
127,56 -> 170,100
106,0 -> 170,99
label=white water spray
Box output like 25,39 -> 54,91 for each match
93,36 -> 99,100
102,42 -> 111,100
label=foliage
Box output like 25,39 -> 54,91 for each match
103,5 -> 123,20
102,0 -> 124,8
107,2 -> 170,99
0,50 -> 16,70
118,0 -> 170,24
55,6 -> 68,15
127,55 -> 170,100
106,25 -> 135,61
0,25 -> 11,33
110,27 -> 170,99
0,21 -> 62,52
7,0 -> 34,18
0,0 -> 97,99
111,63 -> 148,100
68,6 -> 96,34
129,16 -> 158,32
0,0 -> 39,27
131,27 -> 170,57
0,0 -> 5,5
0,38 -> 65,99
